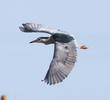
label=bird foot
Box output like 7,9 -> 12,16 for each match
80,45 -> 88,49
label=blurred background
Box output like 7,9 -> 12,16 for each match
0,0 -> 110,100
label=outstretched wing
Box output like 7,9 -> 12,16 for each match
19,23 -> 67,35
43,40 -> 77,85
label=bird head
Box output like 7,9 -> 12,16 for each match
30,37 -> 49,44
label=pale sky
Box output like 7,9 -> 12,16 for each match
0,0 -> 110,100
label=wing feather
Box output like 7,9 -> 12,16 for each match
43,40 -> 77,85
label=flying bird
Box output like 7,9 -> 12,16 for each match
19,23 -> 88,85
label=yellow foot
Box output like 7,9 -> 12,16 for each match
80,45 -> 88,49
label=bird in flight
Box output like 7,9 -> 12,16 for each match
19,23 -> 88,85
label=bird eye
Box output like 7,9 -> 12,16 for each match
38,38 -> 40,40
65,46 -> 68,49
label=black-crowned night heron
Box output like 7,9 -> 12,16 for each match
19,23 -> 88,85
